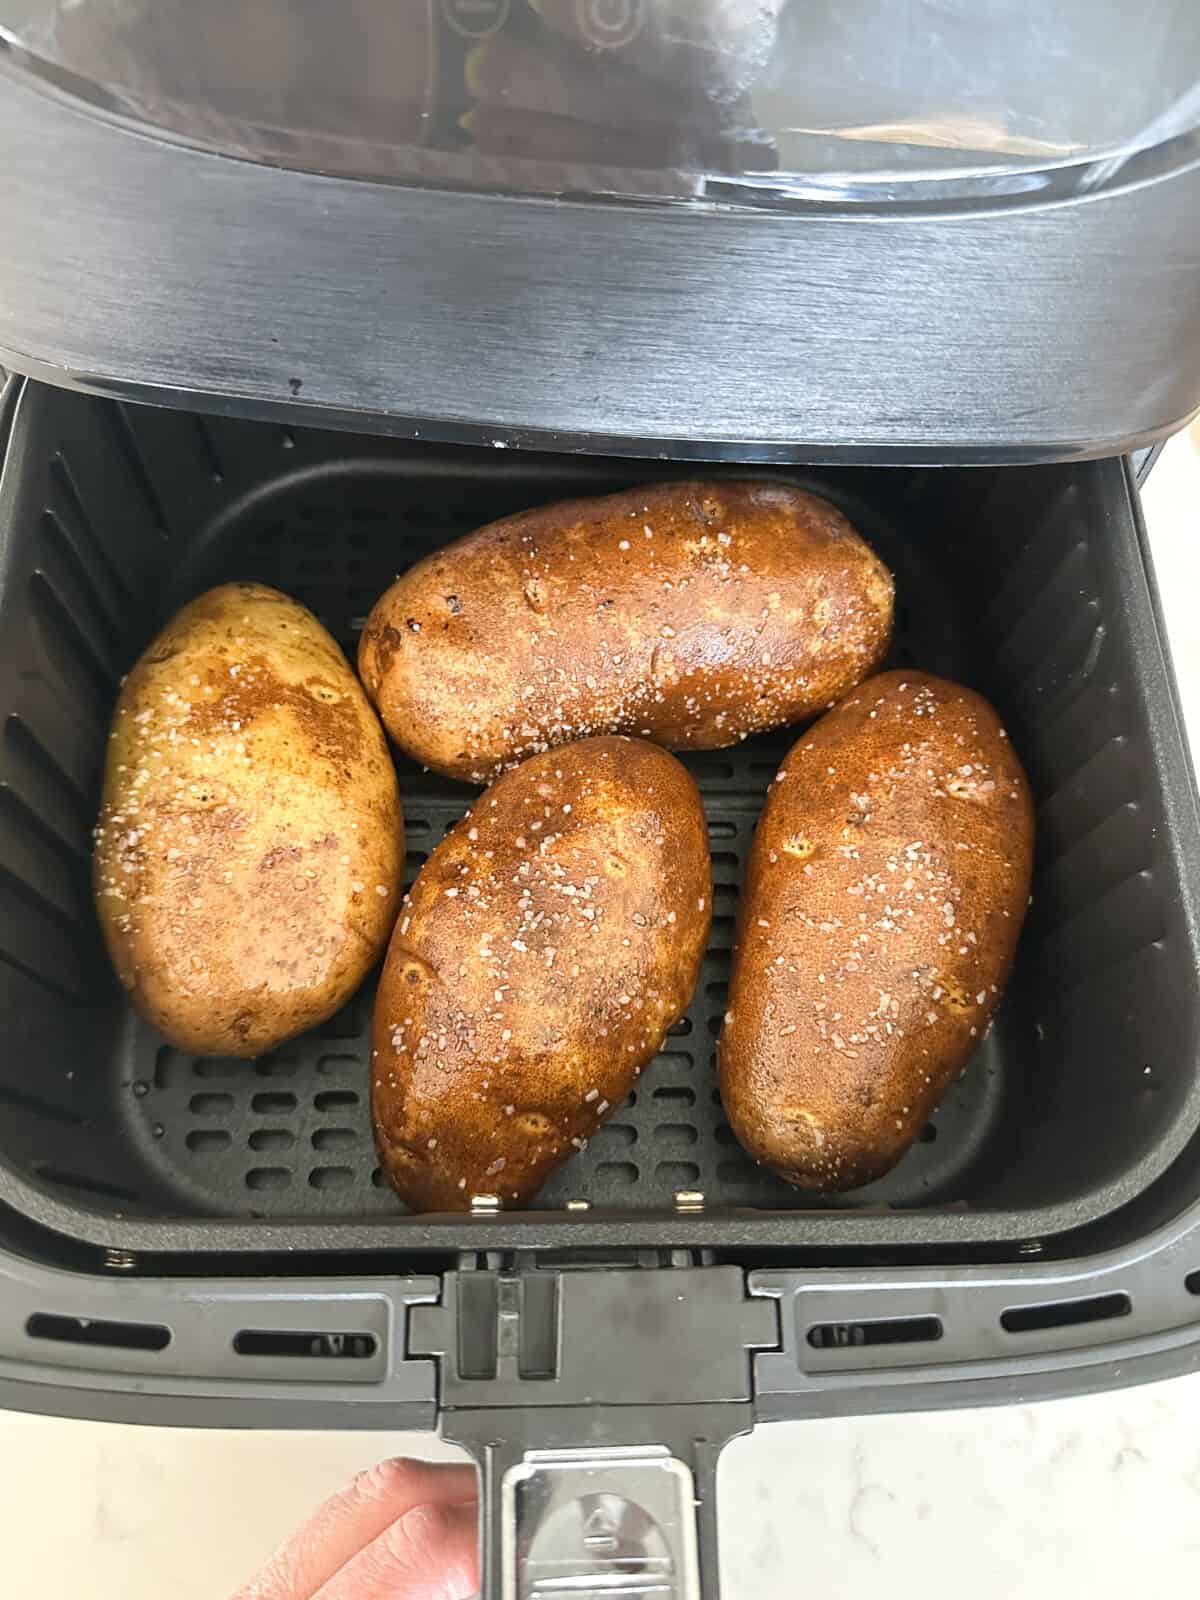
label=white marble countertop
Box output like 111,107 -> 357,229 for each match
2,429 -> 1199,1599
5,1366 -> 1200,1599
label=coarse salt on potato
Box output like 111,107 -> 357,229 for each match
94,582 -> 404,1057
359,479 -> 893,783
720,670 -> 1033,1191
372,736 -> 710,1210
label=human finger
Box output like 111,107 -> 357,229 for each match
312,1499 -> 479,1600
233,1457 -> 477,1600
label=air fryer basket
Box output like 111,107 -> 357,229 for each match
0,378 -> 1198,1263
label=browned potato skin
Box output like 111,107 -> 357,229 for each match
94,583 -> 404,1057
372,736 -> 710,1210
720,671 -> 1033,1191
358,480 -> 893,783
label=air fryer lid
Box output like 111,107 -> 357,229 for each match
0,0 -> 1198,460
6,0 -> 1198,192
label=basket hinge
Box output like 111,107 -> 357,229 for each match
408,1260 -> 777,1412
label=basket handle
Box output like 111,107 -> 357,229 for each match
450,1413 -> 732,1598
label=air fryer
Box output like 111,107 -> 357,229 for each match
0,5 -> 1199,1598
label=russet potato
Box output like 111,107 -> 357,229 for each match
372,736 -> 710,1210
94,582 -> 404,1056
359,479 -> 893,782
720,670 -> 1033,1191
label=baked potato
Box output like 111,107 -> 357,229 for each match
94,582 -> 404,1056
720,670 -> 1033,1190
358,479 -> 893,782
372,735 -> 710,1209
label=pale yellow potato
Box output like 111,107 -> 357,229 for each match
94,582 -> 404,1056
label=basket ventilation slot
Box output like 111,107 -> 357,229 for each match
232,1329 -> 377,1359
26,1313 -> 170,1351
1000,1292 -> 1131,1333
807,1315 -> 943,1350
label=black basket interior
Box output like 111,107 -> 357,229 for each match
0,381 -> 1198,1256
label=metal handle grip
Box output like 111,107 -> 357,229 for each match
449,1410 -> 734,1599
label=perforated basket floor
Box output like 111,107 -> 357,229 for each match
1,386 -> 1198,1249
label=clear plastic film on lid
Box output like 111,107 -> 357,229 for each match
0,0 -> 1197,203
